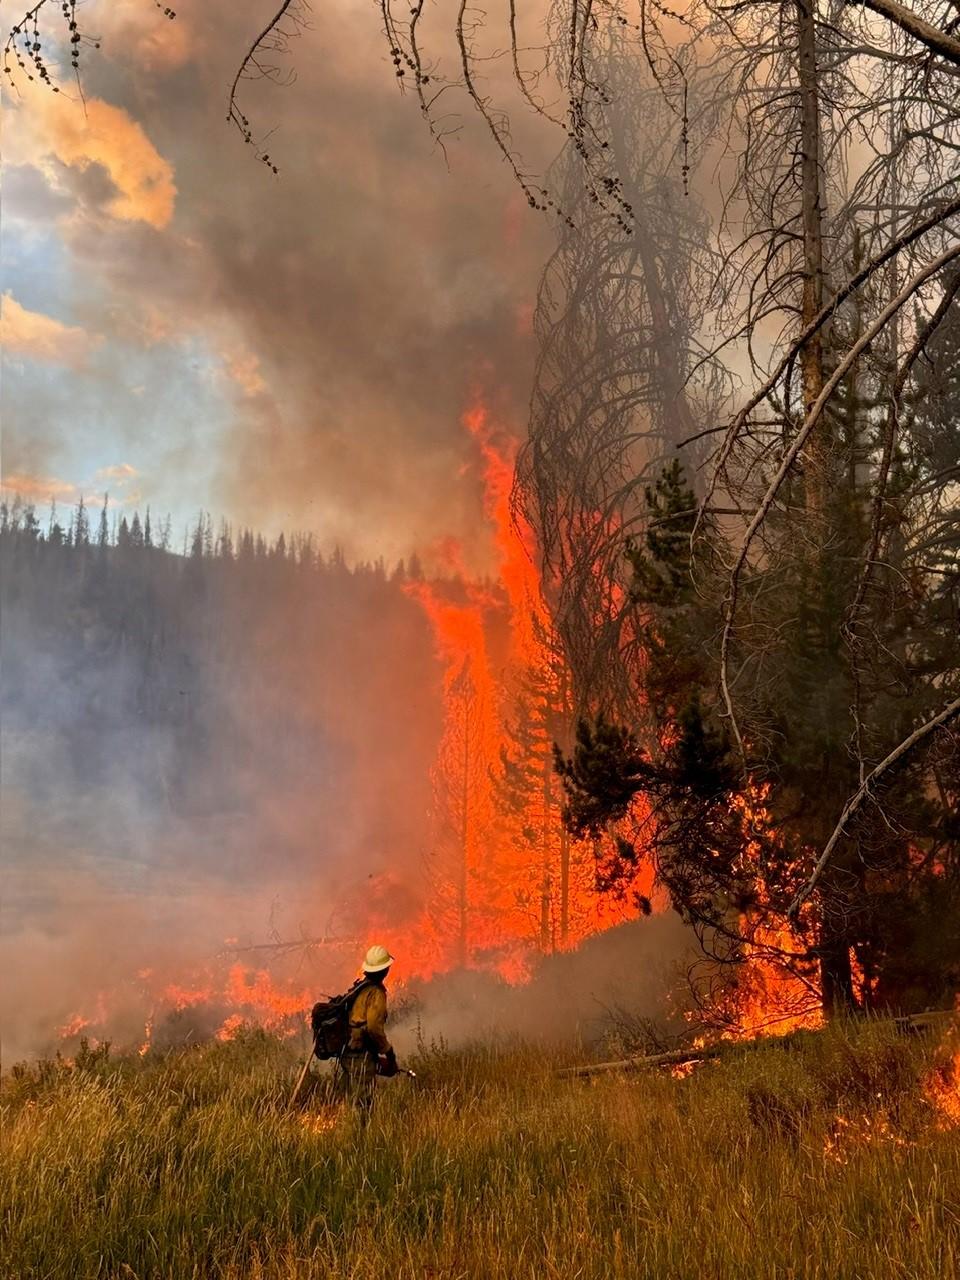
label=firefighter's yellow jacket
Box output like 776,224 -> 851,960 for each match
347,982 -> 392,1055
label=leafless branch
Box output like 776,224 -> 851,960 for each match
718,242 -> 960,761
788,696 -> 960,917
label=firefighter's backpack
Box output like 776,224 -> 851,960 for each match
310,980 -> 372,1059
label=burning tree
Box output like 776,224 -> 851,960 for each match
495,615 -> 576,951
424,650 -> 496,970
407,404 -> 648,977
9,0 -> 957,1025
519,10 -> 960,1022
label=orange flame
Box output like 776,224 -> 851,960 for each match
923,1023 -> 960,1127
54,390 -> 829,1049
404,392 -> 648,978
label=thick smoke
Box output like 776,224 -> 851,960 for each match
0,540 -> 442,1063
0,530 -> 697,1064
3,0 -> 553,562
2,4 -> 696,1066
391,917 -> 696,1055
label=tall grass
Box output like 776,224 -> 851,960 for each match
3,1022 -> 959,1278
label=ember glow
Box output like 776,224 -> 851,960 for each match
708,789 -> 824,1041
924,1024 -> 960,1128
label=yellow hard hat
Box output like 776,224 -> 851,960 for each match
362,944 -> 394,974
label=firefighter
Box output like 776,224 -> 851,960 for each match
337,943 -> 398,1115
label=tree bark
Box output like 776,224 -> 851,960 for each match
796,0 -> 827,425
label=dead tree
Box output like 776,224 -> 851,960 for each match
514,29 -> 728,721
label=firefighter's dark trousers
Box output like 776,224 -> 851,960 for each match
336,1050 -> 378,1117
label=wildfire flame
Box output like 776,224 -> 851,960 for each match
404,394 -> 648,978
923,1023 -> 960,1127
52,389 -> 843,1053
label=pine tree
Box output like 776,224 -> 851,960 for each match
494,620 -> 581,950
74,496 -> 90,547
190,513 -> 205,559
97,495 -> 109,549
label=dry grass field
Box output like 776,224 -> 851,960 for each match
3,1020 -> 960,1279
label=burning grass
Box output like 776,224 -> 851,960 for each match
3,1021 -> 960,1279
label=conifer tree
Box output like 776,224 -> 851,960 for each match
74,496 -> 90,548
97,495 -> 109,549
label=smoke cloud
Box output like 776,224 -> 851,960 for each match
3,0 -> 553,563
391,917 -> 696,1055
1,4 -> 699,1066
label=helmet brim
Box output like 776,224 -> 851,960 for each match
362,957 -> 394,974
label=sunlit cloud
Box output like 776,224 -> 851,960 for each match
0,472 -> 79,505
6,91 -> 176,229
1,293 -> 103,367
96,463 -> 140,486
223,349 -> 267,398
1,467 -> 145,511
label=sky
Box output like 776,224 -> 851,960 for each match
2,0 -> 556,568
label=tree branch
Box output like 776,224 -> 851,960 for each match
717,242 -> 960,762
694,193 -> 960,535
787,696 -> 960,918
848,0 -> 960,67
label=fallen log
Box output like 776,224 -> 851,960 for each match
892,1009 -> 958,1035
557,1009 -> 958,1079
557,1045 -> 723,1078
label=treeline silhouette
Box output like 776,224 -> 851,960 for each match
1,493 -> 441,896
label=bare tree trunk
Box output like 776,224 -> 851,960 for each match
609,111 -> 701,457
818,909 -> 856,1014
796,0 -> 826,420
814,797 -> 858,1014
633,223 -> 701,449
796,1 -> 856,1015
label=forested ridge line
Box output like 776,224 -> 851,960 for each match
0,493 -> 444,888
